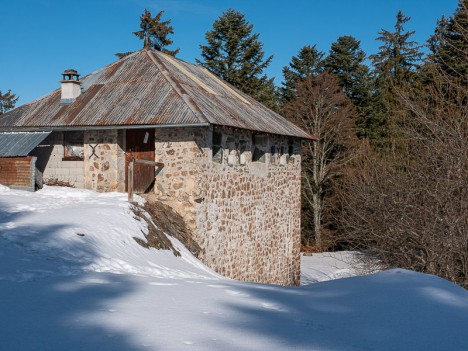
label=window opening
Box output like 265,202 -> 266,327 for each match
252,134 -> 267,163
270,145 -> 278,165
226,136 -> 239,166
63,131 -> 84,160
288,139 -> 295,163
212,131 -> 223,164
239,140 -> 248,165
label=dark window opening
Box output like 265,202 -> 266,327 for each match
226,136 -> 238,166
279,145 -> 288,165
252,134 -> 267,163
288,139 -> 295,163
239,140 -> 247,165
270,145 -> 277,164
212,131 -> 223,164
253,147 -> 265,162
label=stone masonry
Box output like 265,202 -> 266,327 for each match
154,126 -> 302,286
84,130 -> 125,192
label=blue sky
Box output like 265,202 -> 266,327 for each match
0,0 -> 458,105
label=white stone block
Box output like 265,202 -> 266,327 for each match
68,167 -> 84,176
55,168 -> 70,176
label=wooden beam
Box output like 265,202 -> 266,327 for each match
133,159 -> 164,168
128,160 -> 134,202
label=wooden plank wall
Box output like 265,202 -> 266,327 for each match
0,156 -> 33,187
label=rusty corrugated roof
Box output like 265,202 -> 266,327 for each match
0,49 -> 312,139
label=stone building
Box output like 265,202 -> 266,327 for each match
0,49 -> 313,285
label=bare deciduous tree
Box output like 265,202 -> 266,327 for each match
284,72 -> 357,249
338,66 -> 468,288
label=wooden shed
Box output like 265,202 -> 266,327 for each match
0,131 -> 50,191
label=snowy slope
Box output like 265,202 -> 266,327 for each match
0,185 -> 216,281
1,186 -> 467,351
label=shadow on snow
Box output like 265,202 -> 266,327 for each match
0,198 -> 153,351
222,269 -> 468,350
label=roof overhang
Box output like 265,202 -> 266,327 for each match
0,123 -> 211,133
0,131 -> 52,157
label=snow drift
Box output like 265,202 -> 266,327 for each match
0,186 -> 466,350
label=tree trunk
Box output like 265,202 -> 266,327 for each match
313,192 -> 322,249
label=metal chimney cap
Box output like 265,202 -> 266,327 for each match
63,69 -> 79,76
61,69 -> 80,82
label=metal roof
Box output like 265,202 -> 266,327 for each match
0,131 -> 51,157
0,49 -> 313,139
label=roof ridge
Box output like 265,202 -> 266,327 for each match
145,50 -> 209,124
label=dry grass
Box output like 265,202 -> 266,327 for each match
140,197 -> 203,258
131,204 -> 180,256
43,178 -> 75,188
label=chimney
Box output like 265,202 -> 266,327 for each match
60,69 -> 81,105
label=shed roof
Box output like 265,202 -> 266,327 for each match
0,131 -> 51,157
0,49 -> 312,139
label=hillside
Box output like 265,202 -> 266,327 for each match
0,185 -> 467,350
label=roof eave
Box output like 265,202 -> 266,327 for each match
0,122 -> 211,132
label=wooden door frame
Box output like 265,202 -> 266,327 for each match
124,128 -> 156,193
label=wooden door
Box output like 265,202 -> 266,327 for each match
125,129 -> 155,193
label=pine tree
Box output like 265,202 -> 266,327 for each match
428,0 -> 468,84
281,45 -> 324,102
115,52 -> 134,60
116,9 -> 179,58
368,11 -> 423,146
324,36 -> 374,138
0,89 -> 18,115
324,36 -> 372,105
371,11 -> 423,85
197,9 -> 276,108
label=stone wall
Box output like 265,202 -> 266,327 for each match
84,130 -> 125,192
153,127 -> 207,233
153,126 -> 302,286
31,129 -> 125,192
31,132 -> 84,188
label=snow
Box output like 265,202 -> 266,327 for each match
301,251 -> 361,284
1,186 -> 467,350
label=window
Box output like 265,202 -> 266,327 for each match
63,131 -> 84,160
252,134 -> 267,163
212,131 -> 223,164
225,136 -> 238,166
288,139 -> 295,163
279,145 -> 288,165
239,140 -> 248,165
270,145 -> 278,165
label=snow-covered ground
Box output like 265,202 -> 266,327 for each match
301,251 -> 361,284
0,185 -> 467,350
